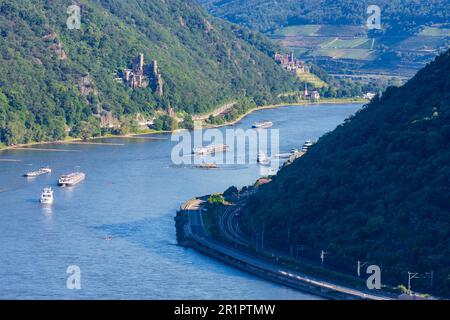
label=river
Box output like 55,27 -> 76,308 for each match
0,103 -> 362,299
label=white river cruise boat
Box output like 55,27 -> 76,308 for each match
301,140 -> 315,153
257,153 -> 270,165
58,172 -> 86,187
24,167 -> 52,178
40,187 -> 54,204
192,144 -> 229,155
252,121 -> 273,129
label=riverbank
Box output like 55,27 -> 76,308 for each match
0,129 -> 172,152
202,97 -> 367,129
175,197 -> 394,300
0,98 -> 366,152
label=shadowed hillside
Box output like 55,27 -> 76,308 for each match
243,50 -> 450,297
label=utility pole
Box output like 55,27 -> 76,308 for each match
357,260 -> 368,277
408,271 -> 434,295
320,250 -> 328,268
425,271 -> 434,287
408,272 -> 420,296
295,245 -> 306,258
287,226 -> 291,245
261,222 -> 265,250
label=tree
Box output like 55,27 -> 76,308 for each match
4,113 -> 26,145
0,92 -> 8,128
224,186 -> 239,202
208,194 -> 225,204
119,117 -> 138,135
48,116 -> 67,141
72,117 -> 100,140
182,114 -> 194,130
153,114 -> 177,131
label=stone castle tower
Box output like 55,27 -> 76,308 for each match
122,54 -> 163,96
130,53 -> 145,89
151,60 -> 163,97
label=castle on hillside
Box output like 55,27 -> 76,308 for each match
119,54 -> 163,96
274,52 -> 307,73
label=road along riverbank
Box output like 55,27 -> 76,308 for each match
175,198 -> 394,300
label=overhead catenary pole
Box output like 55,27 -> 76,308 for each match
357,260 -> 368,277
287,226 -> 291,244
424,271 -> 434,287
408,272 -> 420,296
261,222 -> 265,250
429,271 -> 434,287
320,250 -> 328,267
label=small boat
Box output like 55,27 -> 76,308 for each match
40,187 -> 54,204
290,148 -> 299,154
257,153 -> 270,165
58,172 -> 86,187
195,163 -> 219,169
252,121 -> 273,129
24,167 -> 52,178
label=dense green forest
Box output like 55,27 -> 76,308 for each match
242,50 -> 450,297
199,0 -> 450,34
0,0 -> 301,146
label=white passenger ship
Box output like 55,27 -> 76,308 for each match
192,144 -> 229,155
257,153 -> 270,165
301,140 -> 314,153
24,167 -> 52,178
40,187 -> 54,204
252,121 -> 273,129
58,172 -> 86,187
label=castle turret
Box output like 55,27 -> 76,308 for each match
130,53 -> 145,88
289,51 -> 295,62
152,60 -> 163,96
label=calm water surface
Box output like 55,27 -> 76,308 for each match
0,103 -> 361,299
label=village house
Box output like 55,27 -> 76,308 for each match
364,92 -> 376,100
302,83 -> 320,100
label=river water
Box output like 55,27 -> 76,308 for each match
0,103 -> 361,299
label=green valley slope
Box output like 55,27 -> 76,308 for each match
199,0 -> 449,33
243,50 -> 450,297
0,0 -> 299,145
199,1 -> 450,76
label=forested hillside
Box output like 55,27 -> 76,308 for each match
199,0 -> 450,33
243,50 -> 450,297
0,0 -> 299,145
